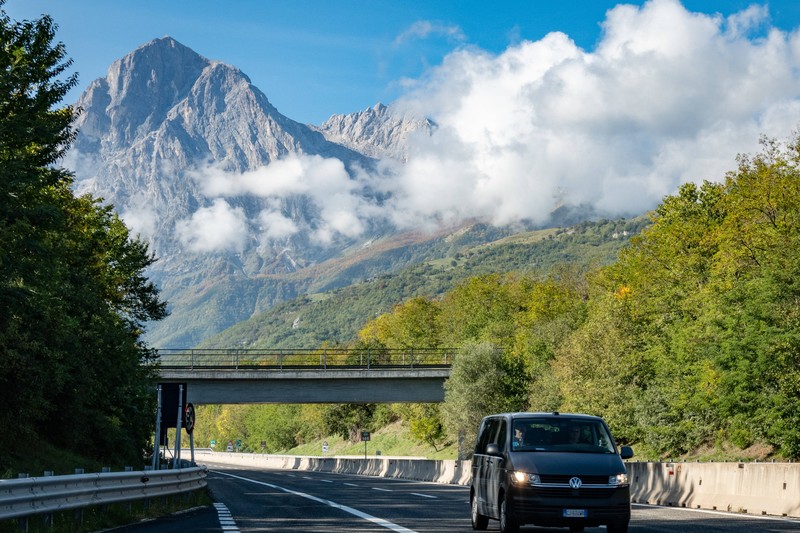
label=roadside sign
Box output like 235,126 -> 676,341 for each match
361,432 -> 370,459
322,440 -> 329,454
184,403 -> 195,434
210,440 -> 216,448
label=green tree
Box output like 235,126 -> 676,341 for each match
442,341 -> 523,457
438,274 -> 534,413
396,403 -> 449,451
514,273 -> 588,412
707,137 -> 800,456
359,297 -> 441,349
0,6 -> 166,467
244,405 -> 302,452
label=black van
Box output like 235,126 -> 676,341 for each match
470,412 -> 633,533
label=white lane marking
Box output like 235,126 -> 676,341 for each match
411,493 -> 437,499
214,470 -> 418,533
320,479 -> 334,483
344,482 -> 359,487
213,503 -> 240,532
372,487 -> 392,492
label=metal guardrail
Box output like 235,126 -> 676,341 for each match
0,466 -> 207,521
156,347 -> 456,370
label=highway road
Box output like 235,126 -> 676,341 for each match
115,462 -> 800,532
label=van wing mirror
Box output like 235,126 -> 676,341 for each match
619,446 -> 634,460
486,443 -> 502,456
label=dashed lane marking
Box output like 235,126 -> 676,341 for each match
213,503 -> 239,532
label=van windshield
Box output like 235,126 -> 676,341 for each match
512,418 -> 617,453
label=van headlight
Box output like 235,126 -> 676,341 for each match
511,471 -> 541,485
609,473 -> 628,486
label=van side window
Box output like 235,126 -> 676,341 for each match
496,419 -> 507,450
475,418 -> 498,454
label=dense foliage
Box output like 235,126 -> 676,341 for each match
0,7 -> 166,470
199,217 -> 646,350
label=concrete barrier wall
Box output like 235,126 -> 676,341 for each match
193,451 -> 472,486
194,451 -> 799,519
627,461 -> 800,518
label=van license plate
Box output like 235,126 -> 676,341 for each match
563,509 -> 587,518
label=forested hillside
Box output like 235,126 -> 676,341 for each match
198,217 -> 648,348
195,137 -> 800,461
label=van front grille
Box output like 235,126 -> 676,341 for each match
539,474 -> 609,484
529,486 -> 618,499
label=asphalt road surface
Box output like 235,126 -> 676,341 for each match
114,463 -> 800,533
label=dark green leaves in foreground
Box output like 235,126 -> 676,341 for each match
0,6 -> 166,469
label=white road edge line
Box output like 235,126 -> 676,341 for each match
213,470 -> 419,533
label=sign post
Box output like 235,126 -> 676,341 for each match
184,403 -> 195,465
361,431 -> 370,459
152,385 -> 162,470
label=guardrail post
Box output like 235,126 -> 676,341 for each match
42,470 -> 53,530
410,348 -> 414,368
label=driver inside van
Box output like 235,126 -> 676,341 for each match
568,425 -> 582,444
513,425 -> 526,447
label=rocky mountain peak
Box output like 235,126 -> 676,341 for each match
73,37 -> 210,149
65,37 -> 431,347
315,103 -> 435,161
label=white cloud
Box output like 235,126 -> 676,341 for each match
177,0 -> 800,251
394,20 -> 466,46
388,0 -> 800,226
175,199 -> 248,253
190,154 -> 375,245
258,209 -> 299,240
120,203 -> 157,240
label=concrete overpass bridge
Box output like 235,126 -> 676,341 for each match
156,348 -> 454,404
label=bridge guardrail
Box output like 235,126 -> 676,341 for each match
156,347 -> 456,370
0,466 -> 207,521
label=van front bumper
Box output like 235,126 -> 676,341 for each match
508,484 -> 631,528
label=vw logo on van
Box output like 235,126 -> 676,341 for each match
569,477 -> 583,489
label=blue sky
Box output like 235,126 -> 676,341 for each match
5,0 -> 800,124
7,0 -> 800,244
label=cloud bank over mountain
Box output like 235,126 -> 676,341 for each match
387,0 -> 800,223
74,0 -> 800,257
177,0 -> 800,251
